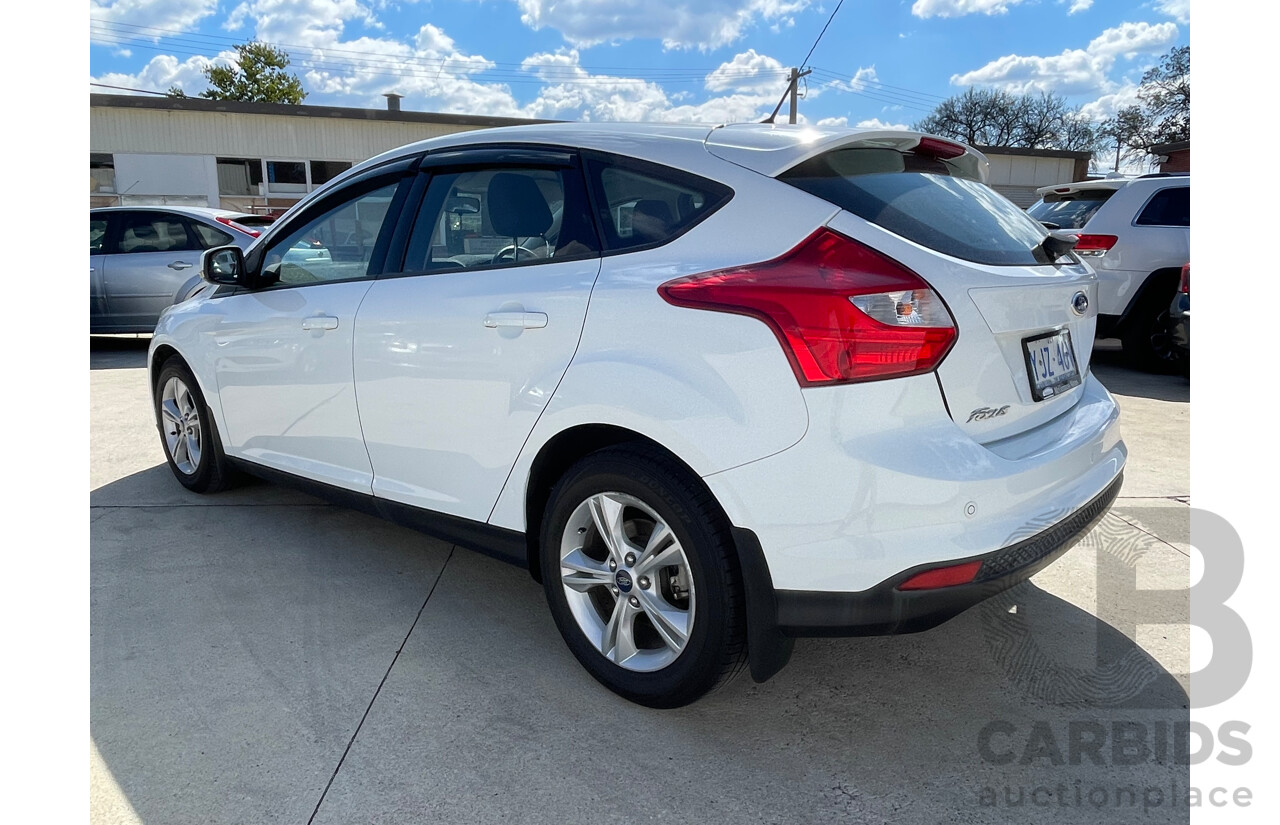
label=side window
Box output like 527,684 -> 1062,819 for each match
261,181 -> 400,286
401,166 -> 599,273
586,157 -> 732,252
116,212 -> 202,254
90,217 -> 108,253
1135,186 -> 1190,227
191,222 -> 236,248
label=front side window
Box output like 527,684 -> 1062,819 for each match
781,148 -> 1053,266
115,212 -> 202,254
401,166 -> 599,272
261,182 -> 400,286
586,157 -> 731,252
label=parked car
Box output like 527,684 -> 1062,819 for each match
148,123 -> 1126,707
1170,261 -> 1190,362
1026,174 -> 1190,372
90,206 -> 267,333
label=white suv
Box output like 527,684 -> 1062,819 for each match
149,123 -> 1126,707
1027,175 -> 1190,371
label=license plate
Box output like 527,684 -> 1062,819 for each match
1023,329 -> 1081,401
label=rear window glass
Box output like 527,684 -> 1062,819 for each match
1026,190 -> 1115,229
780,148 -> 1053,266
585,156 -> 732,252
1135,186 -> 1189,227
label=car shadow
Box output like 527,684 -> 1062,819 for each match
90,335 -> 150,371
91,464 -> 1190,824
1090,341 -> 1189,403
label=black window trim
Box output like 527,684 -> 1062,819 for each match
1131,184 -> 1190,228
377,147 -> 603,280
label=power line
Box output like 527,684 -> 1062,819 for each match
797,0 -> 845,71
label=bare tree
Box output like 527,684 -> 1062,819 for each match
914,88 -> 1100,152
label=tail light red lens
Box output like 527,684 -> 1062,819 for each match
897,560 -> 982,591
1179,262 -> 1190,294
215,215 -> 262,238
658,228 -> 957,386
914,137 -> 967,159
1073,234 -> 1118,256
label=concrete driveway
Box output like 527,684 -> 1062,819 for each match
91,336 -> 1190,825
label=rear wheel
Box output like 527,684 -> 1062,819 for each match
1121,289 -> 1184,374
154,359 -> 235,493
539,447 -> 746,707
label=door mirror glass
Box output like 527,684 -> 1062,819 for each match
202,246 -> 244,285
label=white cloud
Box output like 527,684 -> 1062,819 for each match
513,0 -> 811,50
816,116 -> 848,127
1086,21 -> 1177,59
90,52 -> 224,95
90,0 -> 219,47
850,66 -> 878,92
1154,0 -> 1190,24
950,21 -> 1179,95
911,0 -> 1024,19
704,49 -> 788,93
1077,83 -> 1142,123
1066,0 -> 1093,14
224,1 -> 379,48
856,117 -> 912,130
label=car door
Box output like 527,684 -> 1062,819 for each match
208,156 -> 419,493
90,213 -> 110,329
101,210 -> 206,330
353,150 -> 603,521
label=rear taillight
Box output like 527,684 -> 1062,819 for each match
913,137 -> 967,159
658,228 -> 957,386
215,215 -> 261,238
1179,262 -> 1190,295
1073,234 -> 1118,256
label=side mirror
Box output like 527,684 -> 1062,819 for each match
202,245 -> 245,286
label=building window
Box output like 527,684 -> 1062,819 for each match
217,157 -> 264,196
267,160 -> 308,193
90,153 -> 115,194
310,160 -> 352,186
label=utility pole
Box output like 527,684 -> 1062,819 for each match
787,67 -> 812,124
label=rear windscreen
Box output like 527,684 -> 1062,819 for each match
779,147 -> 1053,266
1026,190 -> 1115,229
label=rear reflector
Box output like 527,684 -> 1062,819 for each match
1073,234 -> 1118,256
1179,262 -> 1190,294
897,561 -> 982,591
658,228 -> 957,386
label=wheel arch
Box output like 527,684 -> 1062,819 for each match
1115,266 -> 1183,331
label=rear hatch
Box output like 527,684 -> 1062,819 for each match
736,133 -> 1098,443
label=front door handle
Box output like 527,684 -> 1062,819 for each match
484,311 -> 548,330
301,315 -> 339,331
168,261 -> 193,271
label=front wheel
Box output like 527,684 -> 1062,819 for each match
539,447 -> 747,707
154,359 -> 235,493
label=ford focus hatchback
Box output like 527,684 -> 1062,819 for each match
148,123 -> 1125,707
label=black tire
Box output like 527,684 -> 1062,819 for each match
539,446 -> 747,708
153,358 -> 235,493
1121,289 -> 1185,374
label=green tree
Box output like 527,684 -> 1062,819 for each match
913,88 -> 1100,152
172,41 -> 307,104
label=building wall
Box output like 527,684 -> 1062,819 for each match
984,155 -> 1081,207
1160,149 -> 1190,174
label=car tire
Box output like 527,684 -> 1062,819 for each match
154,359 -> 235,493
539,446 -> 747,708
1121,289 -> 1184,374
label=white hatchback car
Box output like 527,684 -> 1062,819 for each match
149,123 -> 1126,707
1027,175 -> 1190,372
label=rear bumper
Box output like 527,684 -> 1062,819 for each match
772,472 -> 1121,636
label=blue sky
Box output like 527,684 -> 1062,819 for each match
88,1 -> 1189,130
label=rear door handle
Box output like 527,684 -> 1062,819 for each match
301,315 -> 339,331
484,311 -> 548,330
168,261 -> 193,271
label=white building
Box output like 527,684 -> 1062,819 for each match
90,94 -> 1089,213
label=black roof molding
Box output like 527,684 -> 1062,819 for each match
90,93 -> 557,130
